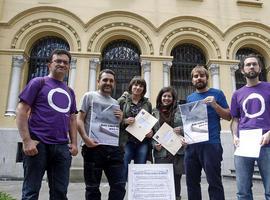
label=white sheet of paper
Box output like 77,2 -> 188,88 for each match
234,129 -> 262,158
126,109 -> 158,141
128,164 -> 175,200
153,123 -> 183,155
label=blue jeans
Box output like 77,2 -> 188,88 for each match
22,143 -> 71,200
185,143 -> 225,200
235,146 -> 270,200
82,145 -> 126,200
123,141 -> 149,180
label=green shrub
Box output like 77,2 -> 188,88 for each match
0,192 -> 16,200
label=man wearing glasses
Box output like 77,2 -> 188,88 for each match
231,54 -> 270,200
16,49 -> 78,200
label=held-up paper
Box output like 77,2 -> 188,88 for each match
89,101 -> 120,146
126,109 -> 158,141
234,129 -> 262,158
179,100 -> 209,144
128,164 -> 175,200
153,122 -> 183,155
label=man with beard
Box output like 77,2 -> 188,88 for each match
184,65 -> 231,200
231,55 -> 270,200
77,69 -> 126,200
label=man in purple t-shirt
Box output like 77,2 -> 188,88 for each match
16,49 -> 78,200
231,54 -> 270,200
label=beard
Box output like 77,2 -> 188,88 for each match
194,81 -> 207,90
244,71 -> 259,79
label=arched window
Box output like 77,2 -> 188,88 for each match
101,39 -> 141,99
28,36 -> 70,82
235,48 -> 267,89
171,43 -> 206,104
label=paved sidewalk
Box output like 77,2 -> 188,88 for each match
1,176 -> 264,200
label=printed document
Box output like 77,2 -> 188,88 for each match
89,101 -> 120,146
128,164 -> 175,200
234,129 -> 262,158
126,109 -> 158,141
179,100 -> 209,144
153,123 -> 183,155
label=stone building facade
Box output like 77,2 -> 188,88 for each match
0,0 -> 269,178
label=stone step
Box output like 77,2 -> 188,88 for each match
229,168 -> 260,176
69,167 -> 108,183
223,173 -> 262,182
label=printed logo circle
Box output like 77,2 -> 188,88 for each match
242,93 -> 265,118
47,88 -> 71,113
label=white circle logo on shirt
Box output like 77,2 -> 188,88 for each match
242,93 -> 265,118
47,88 -> 71,113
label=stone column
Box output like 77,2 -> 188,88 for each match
68,58 -> 77,89
230,65 -> 239,92
5,55 -> 25,117
209,64 -> 220,89
141,60 -> 151,98
163,61 -> 172,87
88,58 -> 99,91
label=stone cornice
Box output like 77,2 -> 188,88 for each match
10,18 -> 81,51
207,59 -> 239,66
0,49 -> 25,55
140,55 -> 173,61
69,51 -> 101,58
237,0 -> 263,8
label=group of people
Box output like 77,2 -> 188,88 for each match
16,49 -> 270,200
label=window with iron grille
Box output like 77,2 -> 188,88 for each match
235,48 -> 266,89
28,36 -> 70,83
171,43 -> 206,104
101,39 -> 141,99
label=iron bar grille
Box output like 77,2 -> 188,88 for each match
171,43 -> 206,104
101,39 -> 141,99
235,48 -> 267,89
28,36 -> 70,83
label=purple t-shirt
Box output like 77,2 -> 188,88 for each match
231,82 -> 270,145
19,76 -> 77,144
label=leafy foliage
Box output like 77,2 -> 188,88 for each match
0,192 -> 16,200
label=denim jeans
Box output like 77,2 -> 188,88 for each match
185,143 -> 225,200
82,145 -> 126,200
123,140 -> 149,180
22,142 -> 71,200
235,146 -> 270,200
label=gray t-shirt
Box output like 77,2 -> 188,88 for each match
79,91 -> 118,136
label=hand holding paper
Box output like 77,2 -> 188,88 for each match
153,122 -> 183,155
126,109 -> 158,141
234,129 -> 262,158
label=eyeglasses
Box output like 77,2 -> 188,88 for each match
52,59 -> 70,65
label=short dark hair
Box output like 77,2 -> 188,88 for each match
156,86 -> 177,110
48,49 -> 71,63
239,54 -> 262,69
191,65 -> 209,79
98,69 -> 116,80
128,76 -> 147,97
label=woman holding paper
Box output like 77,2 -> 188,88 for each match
152,86 -> 185,200
118,76 -> 153,181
